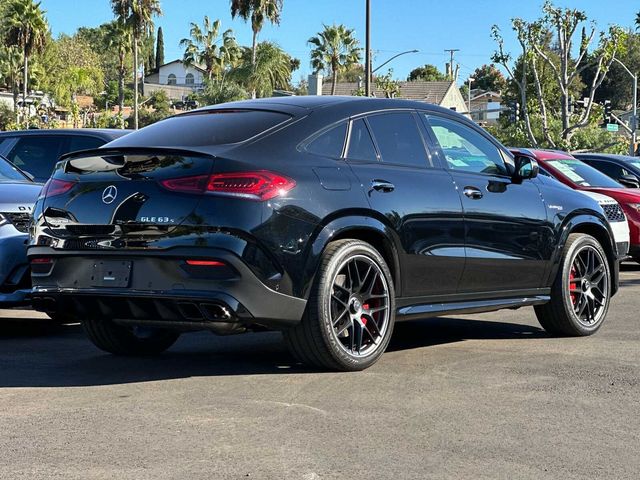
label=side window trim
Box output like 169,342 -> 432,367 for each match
420,111 -> 513,179
301,121 -> 349,159
345,116 -> 381,163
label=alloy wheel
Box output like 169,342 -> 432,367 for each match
329,254 -> 390,357
568,245 -> 609,326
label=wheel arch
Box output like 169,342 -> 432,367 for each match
551,213 -> 619,295
302,215 -> 402,300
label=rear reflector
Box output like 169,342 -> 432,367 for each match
31,257 -> 53,264
185,260 -> 225,267
160,170 -> 295,201
42,179 -> 75,197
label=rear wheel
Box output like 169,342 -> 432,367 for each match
535,233 -> 611,336
82,318 -> 180,355
283,239 -> 395,371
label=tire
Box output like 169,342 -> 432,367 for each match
82,318 -> 180,356
535,233 -> 611,336
283,239 -> 396,371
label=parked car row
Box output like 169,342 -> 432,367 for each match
2,97 -> 640,370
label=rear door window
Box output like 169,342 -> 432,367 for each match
107,110 -> 291,147
6,136 -> 66,181
366,112 -> 430,168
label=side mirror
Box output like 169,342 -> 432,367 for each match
618,174 -> 640,188
513,155 -> 538,182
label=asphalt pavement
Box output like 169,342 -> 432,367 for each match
0,265 -> 639,479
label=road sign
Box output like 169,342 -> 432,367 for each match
607,123 -> 619,132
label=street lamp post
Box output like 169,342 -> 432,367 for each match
612,57 -> 637,156
365,0 -> 371,97
371,49 -> 419,75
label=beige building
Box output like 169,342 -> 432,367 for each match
318,80 -> 468,116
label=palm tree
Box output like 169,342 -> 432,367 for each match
230,0 -> 283,97
111,0 -> 162,130
2,0 -> 48,125
0,46 -> 23,121
308,24 -> 361,96
231,41 -> 292,98
180,17 -> 240,81
104,20 -> 130,114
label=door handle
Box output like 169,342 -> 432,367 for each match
371,180 -> 395,193
463,186 -> 483,199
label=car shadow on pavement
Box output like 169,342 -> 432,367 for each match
0,316 -> 546,388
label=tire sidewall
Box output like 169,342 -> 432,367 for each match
315,241 -> 396,370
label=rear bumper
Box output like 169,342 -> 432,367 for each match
28,246 -> 307,329
0,228 -> 31,306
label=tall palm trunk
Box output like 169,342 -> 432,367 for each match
118,48 -> 125,114
22,49 -> 28,126
331,69 -> 338,95
251,29 -> 258,99
133,38 -> 139,130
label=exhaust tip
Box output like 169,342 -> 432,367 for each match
201,303 -> 233,321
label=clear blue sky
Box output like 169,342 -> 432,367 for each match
40,0 -> 639,84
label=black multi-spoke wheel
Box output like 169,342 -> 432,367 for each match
330,255 -> 390,357
535,233 -> 611,336
284,239 -> 396,371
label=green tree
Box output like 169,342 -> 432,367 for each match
102,20 -> 131,114
470,64 -> 507,93
231,41 -> 293,97
2,0 -> 48,125
180,17 -> 241,81
407,64 -> 446,82
375,69 -> 400,98
230,0 -> 283,98
111,0 -> 162,130
199,79 -> 248,105
0,45 -> 22,121
156,26 -> 164,67
308,24 -> 361,95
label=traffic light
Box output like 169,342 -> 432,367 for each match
603,100 -> 612,124
508,102 -> 520,123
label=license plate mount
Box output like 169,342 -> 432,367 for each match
90,260 -> 132,288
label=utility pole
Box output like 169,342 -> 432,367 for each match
467,77 -> 474,117
444,48 -> 459,81
365,0 -> 371,97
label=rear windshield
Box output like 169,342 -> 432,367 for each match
0,156 -> 30,182
547,159 -> 622,188
108,110 -> 291,147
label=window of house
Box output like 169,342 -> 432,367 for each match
167,74 -> 177,85
185,73 -> 194,85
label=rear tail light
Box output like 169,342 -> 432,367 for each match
160,170 -> 295,201
42,178 -> 75,197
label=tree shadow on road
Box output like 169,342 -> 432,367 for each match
0,315 -> 547,388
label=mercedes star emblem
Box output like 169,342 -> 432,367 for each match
102,185 -> 118,205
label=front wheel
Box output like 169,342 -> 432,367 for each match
82,318 -> 180,355
535,233 -> 611,336
284,239 -> 396,371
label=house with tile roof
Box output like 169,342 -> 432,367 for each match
319,80 -> 467,115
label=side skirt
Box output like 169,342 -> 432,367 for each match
396,295 -> 550,322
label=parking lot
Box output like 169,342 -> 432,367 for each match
0,264 -> 638,480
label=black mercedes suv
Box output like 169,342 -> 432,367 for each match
28,97 -> 623,371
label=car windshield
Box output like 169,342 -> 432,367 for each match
0,155 -> 30,182
547,158 -> 622,188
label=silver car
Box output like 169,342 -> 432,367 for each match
0,155 -> 41,306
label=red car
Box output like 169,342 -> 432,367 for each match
512,148 -> 640,262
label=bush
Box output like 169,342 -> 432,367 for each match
0,103 -> 16,131
198,80 -> 248,106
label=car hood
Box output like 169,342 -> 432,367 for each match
584,187 -> 640,203
0,181 -> 42,212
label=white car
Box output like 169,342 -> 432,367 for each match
580,191 -> 630,256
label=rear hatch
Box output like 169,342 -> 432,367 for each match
41,148 -> 214,237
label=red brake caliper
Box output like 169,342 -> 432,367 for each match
361,304 -> 369,325
569,267 -> 577,306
